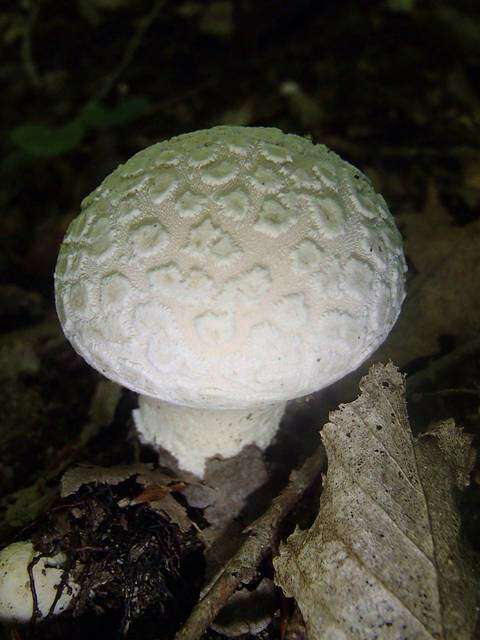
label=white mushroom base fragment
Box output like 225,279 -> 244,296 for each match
134,397 -> 286,477
0,541 -> 78,624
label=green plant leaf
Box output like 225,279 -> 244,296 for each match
9,120 -> 86,158
81,96 -> 151,128
9,96 -> 150,158
386,0 -> 415,12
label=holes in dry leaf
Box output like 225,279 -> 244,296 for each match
379,621 -> 393,628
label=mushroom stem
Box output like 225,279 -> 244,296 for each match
133,397 -> 287,477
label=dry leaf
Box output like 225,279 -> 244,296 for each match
184,444 -> 268,593
210,578 -> 277,637
61,463 -> 153,497
274,362 -> 478,640
132,482 -> 186,505
137,467 -> 183,488
61,463 -> 194,533
148,493 -> 193,534
379,183 -> 480,366
184,444 -> 268,545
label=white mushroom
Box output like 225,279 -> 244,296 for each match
0,541 -> 78,623
55,126 -> 406,477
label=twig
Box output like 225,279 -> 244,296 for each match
26,554 -> 43,624
175,445 -> 327,640
323,136 -> 480,161
96,0 -> 165,101
412,388 -> 480,401
406,336 -> 480,395
21,1 -> 41,88
46,554 -> 76,619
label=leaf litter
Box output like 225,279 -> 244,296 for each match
21,464 -> 205,639
274,362 -> 478,640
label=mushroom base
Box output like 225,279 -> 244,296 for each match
133,397 -> 287,477
0,541 -> 78,623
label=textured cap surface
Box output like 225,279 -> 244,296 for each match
55,126 -> 406,408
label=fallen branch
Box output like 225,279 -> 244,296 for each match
96,0 -> 166,101
21,0 -> 41,89
411,387 -> 480,400
175,445 -> 327,640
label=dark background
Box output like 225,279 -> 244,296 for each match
2,0 -> 479,296
1,1 -> 479,638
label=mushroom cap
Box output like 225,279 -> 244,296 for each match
55,126 -> 406,409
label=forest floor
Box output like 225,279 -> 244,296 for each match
1,2 -> 479,639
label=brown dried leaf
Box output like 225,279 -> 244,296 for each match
61,463 -> 153,497
274,362 -> 478,640
210,578 -> 277,637
132,482 -> 186,505
184,444 -> 268,545
61,463 -> 193,532
149,493 -> 193,534
379,184 -> 480,366
137,468 -> 184,488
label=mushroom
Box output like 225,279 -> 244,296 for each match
0,541 -> 78,623
55,126 -> 406,477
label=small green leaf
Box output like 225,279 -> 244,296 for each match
81,96 -> 151,129
79,101 -> 110,127
386,0 -> 415,12
9,120 -> 86,157
9,96 -> 150,158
